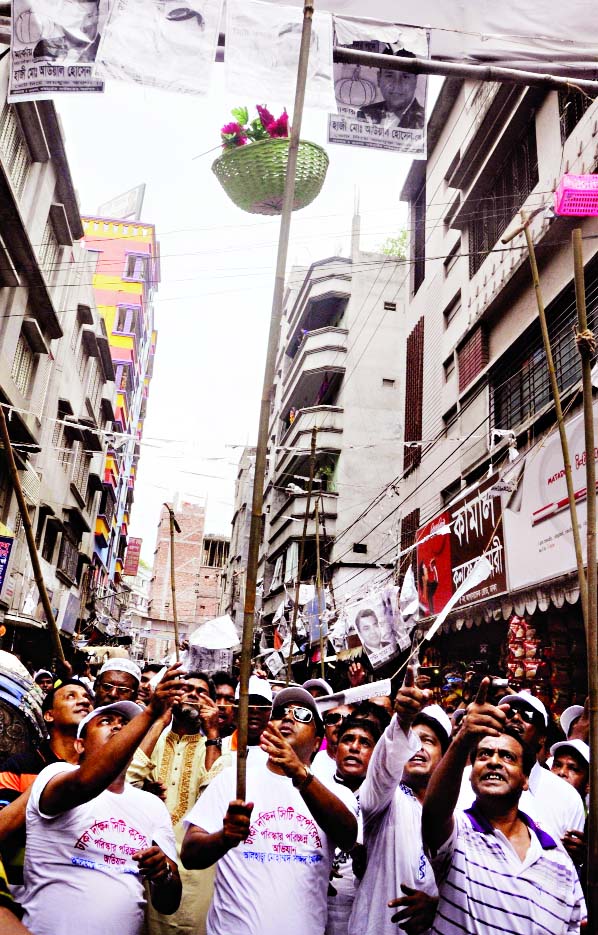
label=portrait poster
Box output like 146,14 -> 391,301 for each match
97,0 -> 223,95
226,0 -> 336,111
347,590 -> 400,670
328,18 -> 428,154
9,0 -> 106,101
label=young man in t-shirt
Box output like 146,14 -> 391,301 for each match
181,686 -> 358,935
20,666 -> 186,935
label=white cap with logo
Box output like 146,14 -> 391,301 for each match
77,701 -> 143,738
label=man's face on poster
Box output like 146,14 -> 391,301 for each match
356,609 -> 382,651
378,68 -> 418,116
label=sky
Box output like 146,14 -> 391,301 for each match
57,67 -> 431,563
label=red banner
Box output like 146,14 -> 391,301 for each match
123,537 -> 142,577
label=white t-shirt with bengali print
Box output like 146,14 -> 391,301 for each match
21,762 -> 177,935
185,761 -> 358,935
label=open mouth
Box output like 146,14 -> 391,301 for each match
409,754 -> 427,765
342,756 -> 361,767
481,771 -> 505,784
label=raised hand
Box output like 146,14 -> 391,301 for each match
260,722 -> 305,781
149,664 -> 187,719
198,695 -> 220,733
457,678 -> 507,746
348,662 -> 366,687
133,841 -> 177,886
222,800 -> 254,848
394,665 -> 430,730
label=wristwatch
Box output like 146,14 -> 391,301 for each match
292,766 -> 314,792
206,738 -> 222,748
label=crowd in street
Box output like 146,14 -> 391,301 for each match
0,653 -> 590,934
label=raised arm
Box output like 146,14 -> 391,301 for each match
422,678 -> 506,856
182,798 -> 254,870
40,666 -> 186,816
359,666 -> 429,819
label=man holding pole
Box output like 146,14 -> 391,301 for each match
181,686 -> 358,935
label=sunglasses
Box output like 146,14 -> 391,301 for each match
271,705 -> 314,724
324,712 -> 345,727
506,705 -> 541,726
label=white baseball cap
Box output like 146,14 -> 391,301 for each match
550,739 -> 590,766
560,705 -> 584,739
414,703 -> 452,748
77,701 -> 143,738
302,678 -> 334,697
235,675 -> 273,704
98,659 -> 142,683
501,691 -> 548,728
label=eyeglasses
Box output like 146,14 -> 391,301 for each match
98,682 -> 136,698
505,705 -> 541,726
324,712 -> 345,727
271,705 -> 314,724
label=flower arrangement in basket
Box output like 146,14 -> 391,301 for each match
212,105 -> 329,215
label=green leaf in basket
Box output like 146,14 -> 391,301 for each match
231,106 -> 249,127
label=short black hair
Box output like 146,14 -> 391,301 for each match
42,680 -> 93,715
186,671 -> 215,700
141,663 -> 163,676
470,726 -> 536,776
212,671 -> 236,691
352,700 -> 391,733
338,715 -> 382,746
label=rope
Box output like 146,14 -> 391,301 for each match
575,326 -> 597,357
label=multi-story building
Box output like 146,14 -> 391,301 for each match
0,59 -> 116,664
81,214 -> 159,627
221,446 -> 256,634
397,78 -> 598,704
259,225 -> 406,627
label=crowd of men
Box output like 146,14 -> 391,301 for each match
0,653 -> 591,934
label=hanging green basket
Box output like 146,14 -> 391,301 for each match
212,138 -> 329,215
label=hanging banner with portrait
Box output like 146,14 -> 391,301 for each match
346,584 -> 415,670
328,18 -> 428,154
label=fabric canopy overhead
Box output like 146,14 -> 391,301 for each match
273,0 -> 598,71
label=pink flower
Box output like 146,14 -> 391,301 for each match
266,110 -> 289,138
220,121 -> 248,148
256,104 -> 275,129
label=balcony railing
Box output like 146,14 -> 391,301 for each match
268,490 -> 338,551
281,327 -> 347,414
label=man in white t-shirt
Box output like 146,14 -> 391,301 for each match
181,686 -> 358,935
20,667 -> 186,935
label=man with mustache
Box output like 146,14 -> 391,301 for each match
348,668 -> 450,935
422,678 -> 586,934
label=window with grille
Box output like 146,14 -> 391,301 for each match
57,532 -> 79,583
457,325 -> 489,393
76,340 -> 88,381
99,486 -> 116,526
400,508 -> 420,575
403,318 -> 425,474
87,359 -> 103,412
0,101 -> 31,197
558,88 -> 598,144
114,305 -> 140,335
71,442 -> 90,498
492,270 -> 598,430
42,522 -> 58,562
11,334 -> 34,396
468,123 -> 538,278
123,254 -> 149,282
38,219 -> 60,279
412,184 -> 426,295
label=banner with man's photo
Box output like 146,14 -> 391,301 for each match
328,18 -> 428,155
346,577 -> 418,670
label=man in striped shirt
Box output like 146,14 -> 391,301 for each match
422,678 -> 586,934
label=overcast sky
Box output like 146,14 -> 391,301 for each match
57,68 -> 430,562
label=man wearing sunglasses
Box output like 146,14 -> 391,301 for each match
457,689 -> 585,847
312,705 -> 355,784
181,686 -> 358,935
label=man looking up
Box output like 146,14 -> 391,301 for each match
182,686 -> 358,935
139,664 -> 164,706
312,705 -> 354,783
94,658 -> 141,707
20,666 -> 186,935
128,672 -> 229,935
348,671 -> 447,935
222,675 -> 273,759
422,678 -> 586,934
550,739 -> 589,873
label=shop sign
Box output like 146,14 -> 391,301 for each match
416,475 -> 507,616
123,538 -> 142,577
503,402 -> 598,591
0,523 -> 15,597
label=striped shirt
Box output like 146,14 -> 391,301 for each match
430,805 -> 585,934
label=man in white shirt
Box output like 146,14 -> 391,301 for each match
181,686 -> 358,935
20,667 -> 186,935
348,669 -> 449,935
312,704 -> 354,783
422,678 -> 585,934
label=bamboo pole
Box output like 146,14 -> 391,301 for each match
236,0 -> 315,801
0,403 -> 65,663
572,228 -> 598,925
503,214 -> 588,628
286,426 -> 318,685
315,495 -> 325,679
164,504 -> 181,663
333,47 -> 598,94
318,490 -> 337,612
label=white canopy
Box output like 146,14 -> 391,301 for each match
188,614 -> 240,650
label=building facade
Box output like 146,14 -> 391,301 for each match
221,446 -> 256,634
81,214 -> 159,631
397,78 -> 598,710
258,227 -> 406,632
0,59 -> 116,665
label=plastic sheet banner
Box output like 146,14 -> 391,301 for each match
225,0 -> 336,111
9,0 -> 106,101
329,18 -> 428,154
123,537 -> 142,577
97,0 -> 223,95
